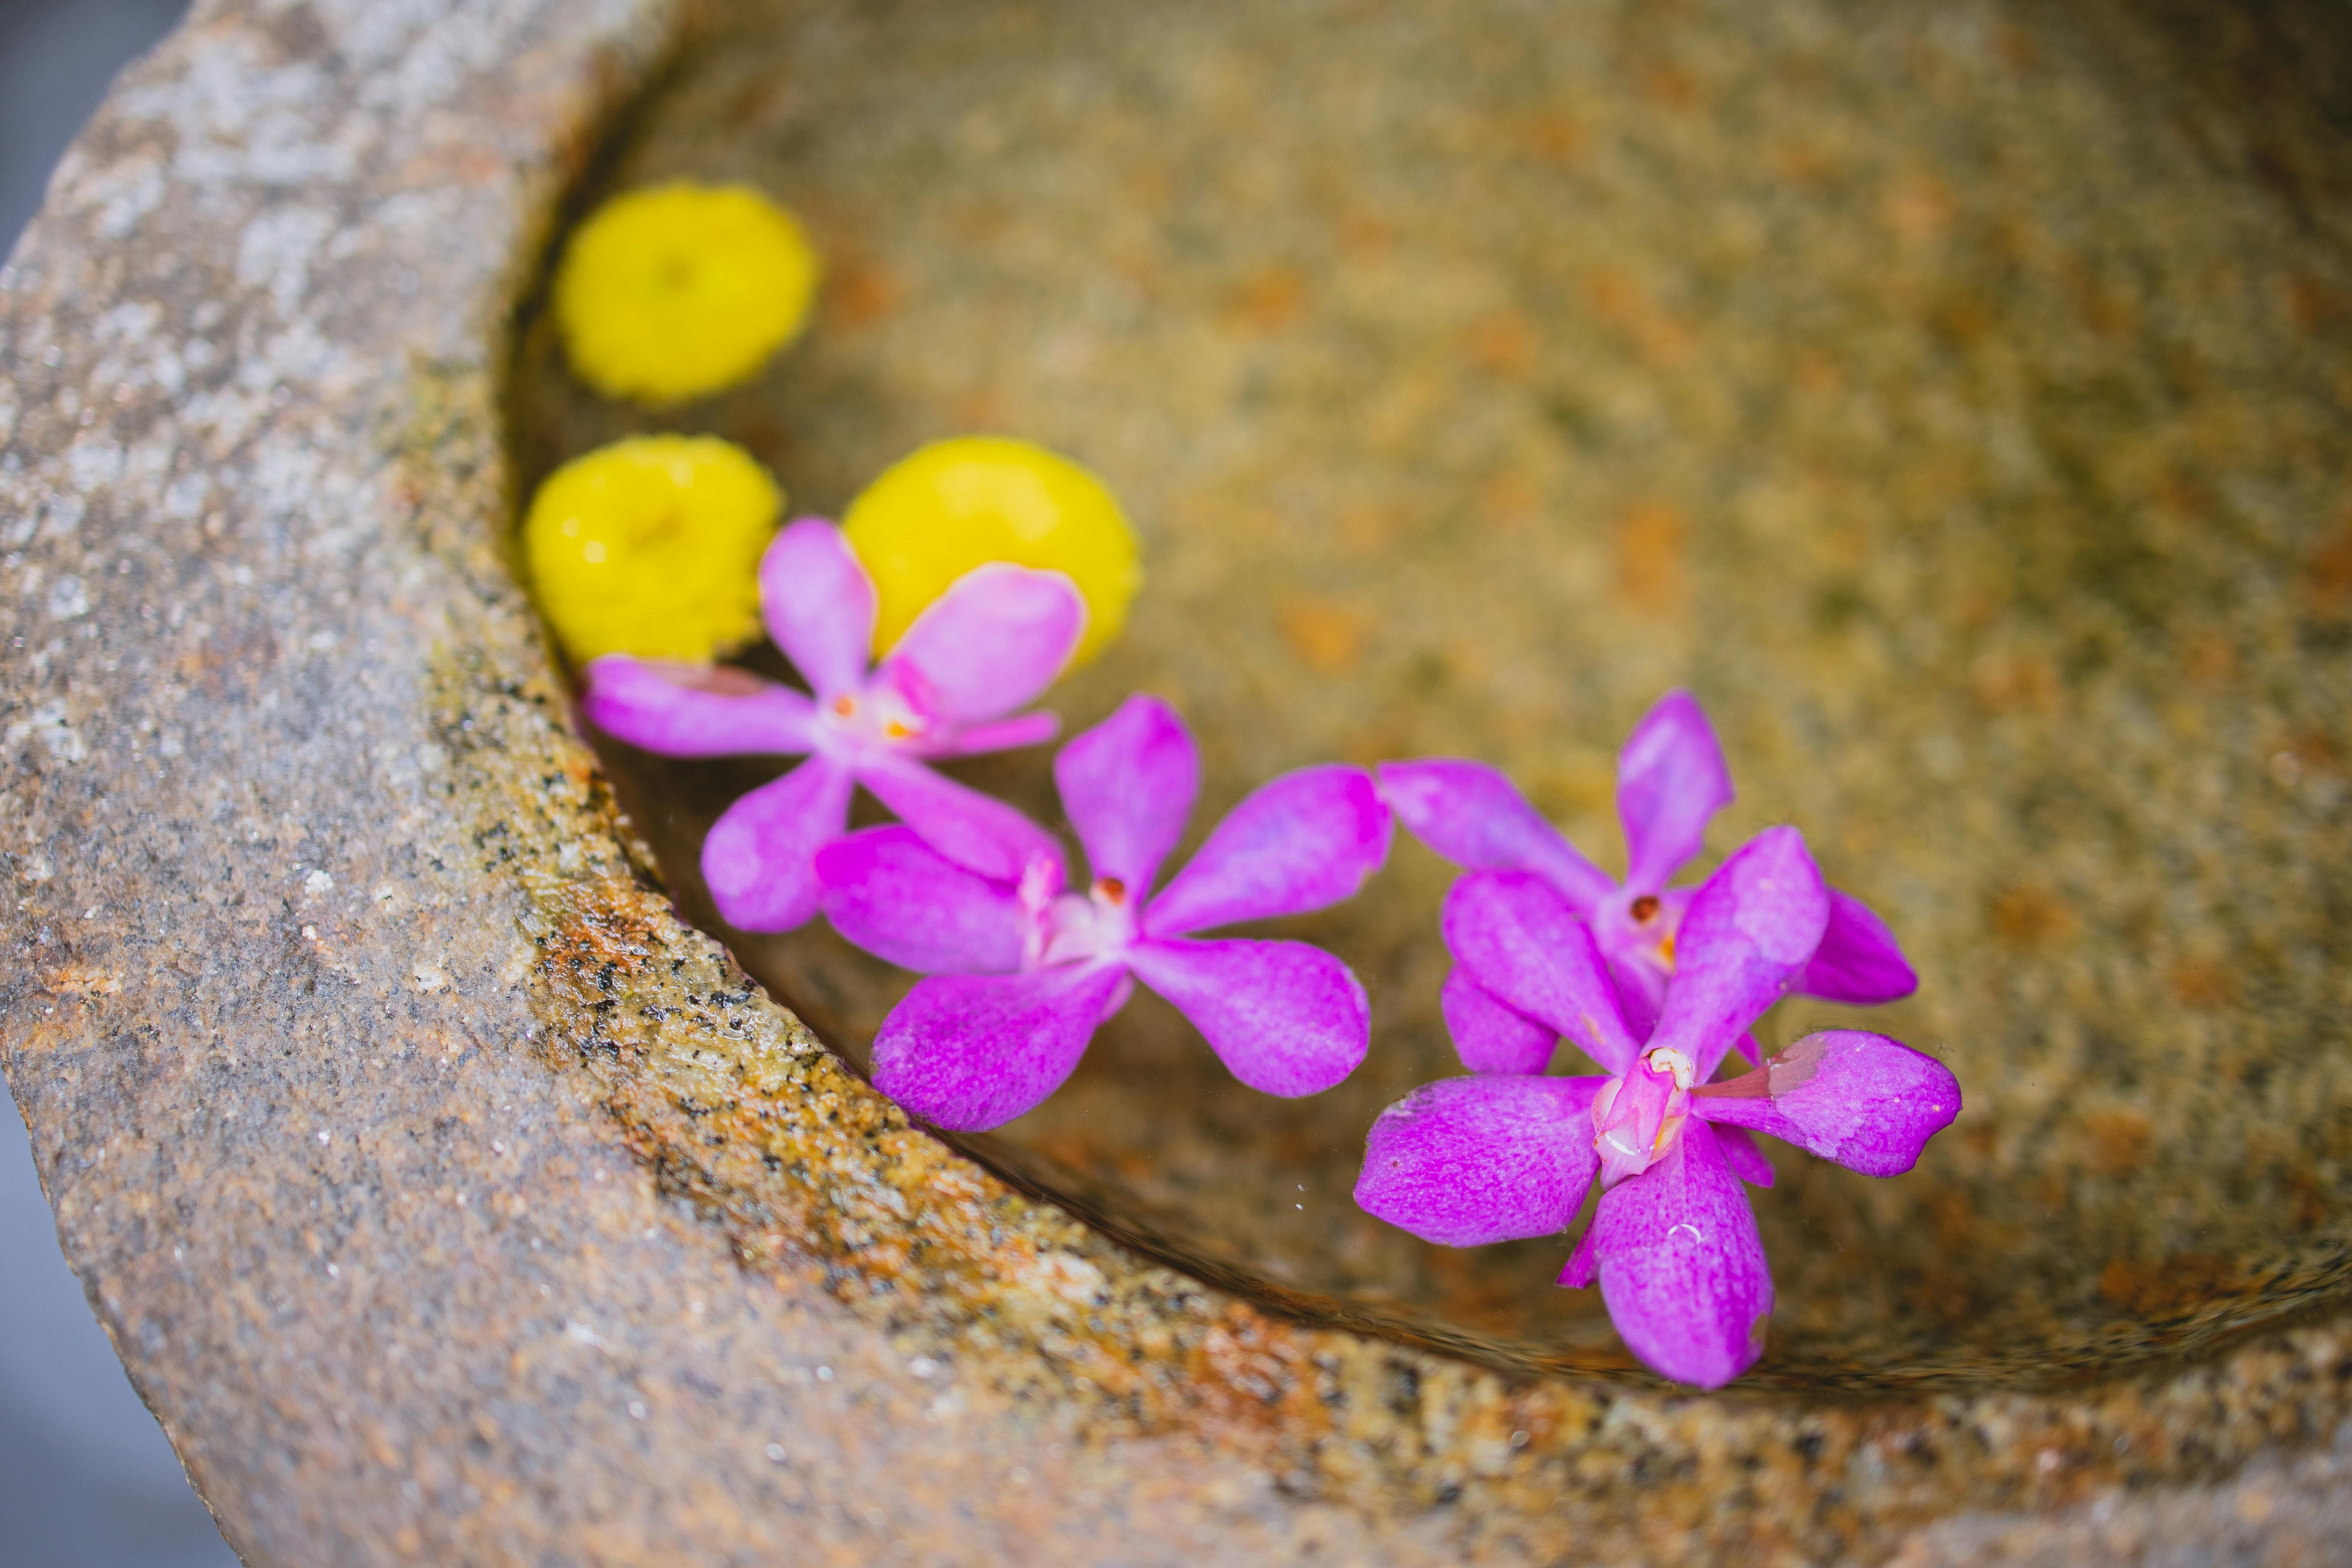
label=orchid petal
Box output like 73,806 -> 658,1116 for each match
1616,690 -> 1734,891
580,655 -> 816,757
870,965 -> 1129,1131
1649,827 -> 1829,1078
1694,1030 -> 1961,1177
1440,967 -> 1557,1075
760,518 -> 876,700
1603,951 -> 1668,1043
1355,1075 -> 1605,1246
1710,1124 -> 1776,1188
1143,766 -> 1392,937
814,826 -> 1026,974
1558,1224 -> 1599,1289
1580,1121 -> 1773,1389
924,710 -> 1060,759
1054,694 -> 1198,897
1376,759 -> 1615,910
700,756 -> 854,932
880,563 -> 1086,724
859,756 -> 1066,887
1441,871 -> 1642,1075
1799,888 -> 1919,1006
1126,937 -> 1368,1097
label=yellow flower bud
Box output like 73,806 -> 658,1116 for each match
843,437 -> 1139,666
523,435 -> 781,664
553,182 -> 820,406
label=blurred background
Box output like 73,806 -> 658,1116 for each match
3,6 -> 236,1566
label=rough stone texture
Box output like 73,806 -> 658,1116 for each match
4,1 -> 2352,1565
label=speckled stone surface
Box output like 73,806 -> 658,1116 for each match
7,1 -> 2352,1565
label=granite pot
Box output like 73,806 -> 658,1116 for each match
6,1 -> 2352,1563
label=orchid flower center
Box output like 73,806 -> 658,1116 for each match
1590,1045 -> 1697,1186
821,683 -> 932,753
1596,885 -> 1680,983
1033,874 -> 1139,969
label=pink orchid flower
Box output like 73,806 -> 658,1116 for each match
814,694 -> 1393,1131
1378,689 -> 1916,1072
1354,827 -> 1960,1388
579,518 -> 1084,932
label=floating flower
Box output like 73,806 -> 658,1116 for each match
1354,828 -> 1960,1387
524,434 -> 782,663
580,518 -> 1084,931
553,181 -> 821,406
1379,690 -> 1915,1071
815,695 -> 1392,1130
843,436 -> 1140,667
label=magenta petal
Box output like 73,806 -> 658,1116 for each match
701,756 -> 855,932
1604,952 -> 1668,1043
1376,759 -> 1615,911
859,756 -> 1066,887
1441,966 -> 1557,1075
760,518 -> 877,699
1799,888 -> 1919,1006
1710,1124 -> 1776,1188
1650,827 -> 1830,1077
1441,872 -> 1642,1076
1694,1030 -> 1961,1177
1616,691 -> 1735,892
926,710 -> 1060,759
1558,1225 -> 1600,1289
1143,765 -> 1393,937
1354,1075 -> 1605,1246
1054,694 -> 1198,896
1126,937 -> 1368,1096
814,826 -> 1027,974
580,655 -> 815,757
880,563 -> 1086,724
870,965 -> 1127,1131
1587,1121 -> 1773,1389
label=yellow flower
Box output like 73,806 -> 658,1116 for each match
842,437 -> 1139,665
523,435 -> 782,664
553,182 -> 820,406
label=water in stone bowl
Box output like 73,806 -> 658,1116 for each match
507,0 -> 2352,1390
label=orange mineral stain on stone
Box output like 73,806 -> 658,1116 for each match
1637,60 -> 1702,112
1508,110 -> 1585,165
41,964 -> 122,998
2183,629 -> 2239,688
1989,884 -> 2075,949
1615,499 -> 1686,617
2285,273 -> 2349,332
2082,1109 -> 2155,1176
1970,648 -> 2061,715
1586,269 -> 1692,367
1280,597 -> 1372,674
1467,310 -> 1537,379
1231,267 -> 1307,334
829,258 -> 903,330
2098,1254 -> 2242,1317
2168,960 -> 2241,1010
1478,469 -> 1541,527
2303,518 -> 2352,616
1881,173 -> 1956,246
